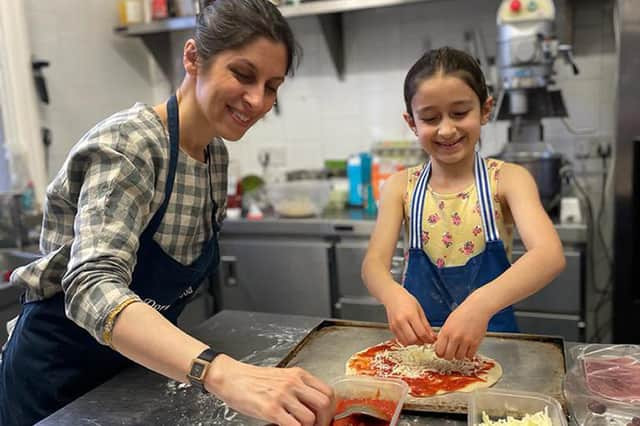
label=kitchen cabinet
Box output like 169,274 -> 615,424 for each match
512,247 -> 585,341
211,218 -> 587,341
334,237 -> 586,341
213,236 -> 334,317
333,236 -> 403,320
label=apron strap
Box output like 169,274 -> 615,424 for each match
205,145 -> 220,235
144,95 -> 180,237
408,154 -> 500,249
474,153 -> 500,242
409,162 -> 431,249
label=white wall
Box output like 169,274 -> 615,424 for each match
25,0 -> 615,183
25,0 -> 169,177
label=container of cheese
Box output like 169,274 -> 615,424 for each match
468,389 -> 567,426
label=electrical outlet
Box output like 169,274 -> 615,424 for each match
258,146 -> 286,167
575,138 -> 600,159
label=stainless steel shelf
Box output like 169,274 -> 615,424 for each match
116,0 -> 435,35
115,16 -> 196,37
279,0 -> 434,18
114,0 -> 439,80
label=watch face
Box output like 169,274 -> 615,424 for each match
192,363 -> 205,378
190,359 -> 208,380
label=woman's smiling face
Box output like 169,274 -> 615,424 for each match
405,73 -> 492,165
195,36 -> 287,141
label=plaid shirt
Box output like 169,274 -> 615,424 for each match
10,103 -> 228,345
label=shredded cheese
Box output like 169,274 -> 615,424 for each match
479,407 -> 553,426
370,343 -> 483,378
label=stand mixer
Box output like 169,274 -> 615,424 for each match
493,0 -> 579,215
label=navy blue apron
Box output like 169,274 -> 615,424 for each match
0,95 -> 220,426
403,153 -> 519,332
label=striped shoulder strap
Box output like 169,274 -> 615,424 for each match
474,153 -> 500,242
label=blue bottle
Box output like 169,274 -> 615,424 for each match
347,154 -> 362,207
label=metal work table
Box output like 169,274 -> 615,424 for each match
219,212 -> 587,245
39,310 -> 573,426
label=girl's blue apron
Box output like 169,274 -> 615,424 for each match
403,154 -> 519,332
0,95 -> 220,426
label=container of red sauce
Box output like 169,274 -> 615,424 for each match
330,375 -> 409,426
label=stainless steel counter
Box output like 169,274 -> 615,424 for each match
219,211 -> 587,245
38,310 -> 576,426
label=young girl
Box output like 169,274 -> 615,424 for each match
362,47 -> 565,362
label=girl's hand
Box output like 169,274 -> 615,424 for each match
434,299 -> 491,360
384,286 -> 437,345
206,355 -> 335,426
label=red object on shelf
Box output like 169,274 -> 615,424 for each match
510,0 -> 522,12
151,0 -> 169,19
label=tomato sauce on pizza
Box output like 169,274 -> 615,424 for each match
346,340 -> 500,397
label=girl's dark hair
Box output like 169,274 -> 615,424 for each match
403,47 -> 488,117
195,0 -> 301,76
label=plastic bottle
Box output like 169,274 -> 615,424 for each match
119,0 -> 144,25
142,0 -> 152,22
21,181 -> 34,212
118,0 -> 127,26
360,152 -> 374,214
347,154 -> 362,207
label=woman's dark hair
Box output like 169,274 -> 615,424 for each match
195,0 -> 301,76
403,47 -> 488,117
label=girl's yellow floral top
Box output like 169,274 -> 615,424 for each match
403,159 -> 514,268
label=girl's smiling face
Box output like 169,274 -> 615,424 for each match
404,73 -> 493,166
195,36 -> 287,141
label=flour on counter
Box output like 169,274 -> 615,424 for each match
160,323 -> 311,424
164,380 -> 243,425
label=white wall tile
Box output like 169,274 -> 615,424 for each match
28,0 -> 616,183
26,0 -> 164,178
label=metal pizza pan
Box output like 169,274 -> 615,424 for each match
276,319 -> 566,415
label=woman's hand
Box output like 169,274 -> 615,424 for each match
434,298 -> 491,360
384,286 -> 437,346
206,355 -> 335,426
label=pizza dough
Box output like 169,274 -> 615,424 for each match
345,340 -> 503,398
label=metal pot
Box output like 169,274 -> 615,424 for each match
499,150 -> 565,211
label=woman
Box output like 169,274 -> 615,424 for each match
0,1 -> 334,425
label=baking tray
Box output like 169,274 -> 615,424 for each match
276,319 -> 566,415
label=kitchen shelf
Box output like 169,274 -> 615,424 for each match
279,0 -> 433,17
114,16 -> 196,36
114,0 -> 438,80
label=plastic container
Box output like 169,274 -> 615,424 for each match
330,375 -> 409,426
265,180 -> 331,218
564,344 -> 640,425
468,389 -> 567,426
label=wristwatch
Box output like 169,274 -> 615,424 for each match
187,348 -> 221,393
